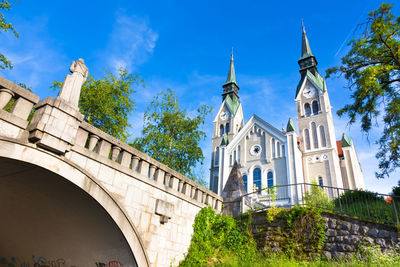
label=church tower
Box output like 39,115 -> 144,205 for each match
295,25 -> 343,188
210,53 -> 244,194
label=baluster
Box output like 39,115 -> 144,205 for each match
149,165 -> 156,179
139,160 -> 150,176
164,173 -> 171,187
131,156 -> 140,171
88,134 -> 100,151
191,187 -> 196,199
0,88 -> 14,109
111,146 -> 121,161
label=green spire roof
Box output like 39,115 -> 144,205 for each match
224,53 -> 237,86
301,25 -> 313,59
342,133 -> 353,147
286,118 -> 296,132
225,94 -> 240,115
220,133 -> 229,146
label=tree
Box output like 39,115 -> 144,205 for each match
52,68 -> 141,141
131,89 -> 211,183
0,0 -> 19,69
326,3 -> 400,178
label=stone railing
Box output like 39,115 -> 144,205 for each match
0,76 -> 39,139
73,121 -> 223,211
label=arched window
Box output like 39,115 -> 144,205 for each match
226,123 -> 230,134
234,150 -> 237,162
230,155 -> 232,166
238,145 -> 241,164
267,171 -> 274,188
276,141 -> 280,157
220,124 -> 224,136
214,147 -> 219,166
271,138 -> 276,158
281,145 -> 285,157
304,103 -> 311,117
319,126 -> 327,147
304,129 -> 311,150
253,168 -> 262,192
312,101 -> 319,115
242,174 -> 248,191
311,122 -> 318,149
318,176 -> 323,187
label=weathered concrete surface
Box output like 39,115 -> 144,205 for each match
0,73 -> 222,267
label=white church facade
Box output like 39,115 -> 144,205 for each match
209,26 -> 365,198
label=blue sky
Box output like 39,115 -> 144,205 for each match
1,0 -> 399,193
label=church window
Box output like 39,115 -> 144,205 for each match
213,176 -> 218,192
215,147 -> 219,166
277,141 -> 280,157
267,171 -> 274,188
230,155 -> 232,166
226,123 -> 230,134
312,122 -> 318,149
253,168 -> 262,192
281,145 -> 285,156
312,101 -> 319,115
320,126 -> 327,147
271,138 -> 276,158
304,103 -> 311,117
234,150 -> 237,162
238,145 -> 241,164
304,129 -> 311,150
220,124 -> 224,136
318,176 -> 323,187
242,174 -> 248,191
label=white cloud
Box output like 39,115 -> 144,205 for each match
106,12 -> 158,72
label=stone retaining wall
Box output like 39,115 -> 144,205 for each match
251,210 -> 399,259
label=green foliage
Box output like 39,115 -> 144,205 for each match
179,206 -> 258,266
274,206 -> 326,259
0,0 -> 19,70
392,180 -> 400,197
303,181 -> 333,209
132,89 -> 211,179
325,3 -> 400,178
52,68 -> 141,141
332,190 -> 398,224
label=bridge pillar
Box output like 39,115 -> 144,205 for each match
27,96 -> 83,154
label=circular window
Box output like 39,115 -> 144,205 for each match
250,144 -> 262,156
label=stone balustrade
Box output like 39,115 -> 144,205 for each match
0,76 -> 39,139
74,121 -> 223,211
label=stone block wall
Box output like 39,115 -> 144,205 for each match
251,210 -> 399,259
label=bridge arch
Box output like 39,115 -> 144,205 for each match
0,138 -> 150,267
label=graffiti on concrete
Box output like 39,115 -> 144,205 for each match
1,257 -> 123,267
95,261 -> 123,267
0,256 -> 75,267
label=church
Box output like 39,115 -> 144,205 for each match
209,26 -> 365,197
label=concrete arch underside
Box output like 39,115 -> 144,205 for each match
0,138 -> 150,267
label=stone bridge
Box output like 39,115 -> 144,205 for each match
0,70 -> 222,267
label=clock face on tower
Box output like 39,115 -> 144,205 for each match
220,111 -> 229,121
303,86 -> 316,98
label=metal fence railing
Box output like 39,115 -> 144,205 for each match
238,183 -> 400,225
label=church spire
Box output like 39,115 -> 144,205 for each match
298,23 -> 318,75
224,51 -> 237,86
301,23 -> 313,59
222,50 -> 239,101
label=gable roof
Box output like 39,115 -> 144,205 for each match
295,70 -> 327,98
226,114 -> 286,152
